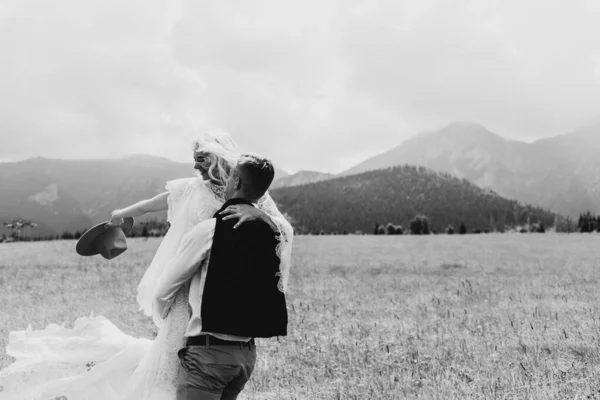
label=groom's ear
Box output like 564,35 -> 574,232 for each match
234,176 -> 242,190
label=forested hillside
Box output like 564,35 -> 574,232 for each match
271,165 -> 558,234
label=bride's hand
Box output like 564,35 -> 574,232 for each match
219,204 -> 266,229
109,209 -> 125,226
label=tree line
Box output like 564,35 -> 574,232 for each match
372,214 -> 548,235
1,219 -> 170,243
576,212 -> 600,233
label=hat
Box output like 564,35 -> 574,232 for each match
76,217 -> 135,260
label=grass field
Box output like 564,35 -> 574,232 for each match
1,234 -> 600,399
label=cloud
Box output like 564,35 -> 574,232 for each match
1,0 -> 600,172
341,0 -> 600,138
0,0 -> 200,160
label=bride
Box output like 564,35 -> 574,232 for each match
0,132 -> 293,400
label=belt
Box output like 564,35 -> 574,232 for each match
186,335 -> 255,348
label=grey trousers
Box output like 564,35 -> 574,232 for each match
176,341 -> 257,400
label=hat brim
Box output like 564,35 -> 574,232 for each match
76,217 -> 134,257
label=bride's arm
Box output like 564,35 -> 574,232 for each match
219,204 -> 278,230
111,192 -> 169,222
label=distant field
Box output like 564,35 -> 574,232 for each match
1,234 -> 600,399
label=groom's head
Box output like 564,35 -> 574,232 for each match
225,153 -> 275,202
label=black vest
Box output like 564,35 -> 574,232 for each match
200,198 -> 288,338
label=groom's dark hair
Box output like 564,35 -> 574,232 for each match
235,153 -> 275,200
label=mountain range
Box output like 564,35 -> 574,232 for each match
0,155 -> 289,237
276,122 -> 600,217
340,123 -> 600,216
271,170 -> 334,189
1,122 -> 598,236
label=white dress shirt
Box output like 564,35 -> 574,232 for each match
153,218 -> 251,342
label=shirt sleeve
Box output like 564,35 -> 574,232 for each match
153,218 -> 216,318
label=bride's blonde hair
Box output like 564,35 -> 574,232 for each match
191,131 -> 240,187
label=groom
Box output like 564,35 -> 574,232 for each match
154,153 -> 288,400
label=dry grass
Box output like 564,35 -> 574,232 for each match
2,234 -> 600,399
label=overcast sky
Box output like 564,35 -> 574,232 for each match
1,0 -> 600,173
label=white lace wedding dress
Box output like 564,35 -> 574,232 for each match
0,178 -> 293,400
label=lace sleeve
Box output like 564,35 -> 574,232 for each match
165,179 -> 192,223
257,192 -> 294,293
